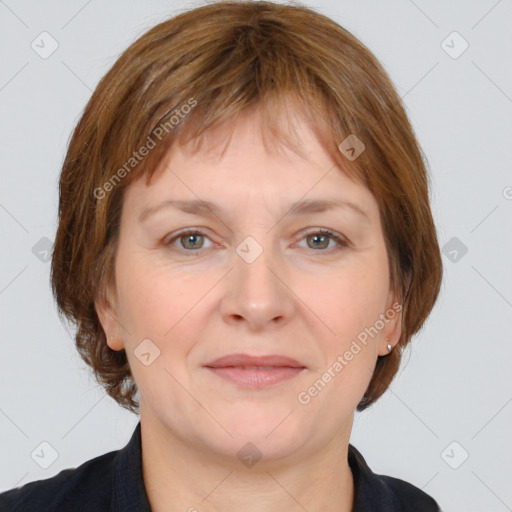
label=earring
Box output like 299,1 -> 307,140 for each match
385,337 -> 393,353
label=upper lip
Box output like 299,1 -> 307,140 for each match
204,353 -> 306,368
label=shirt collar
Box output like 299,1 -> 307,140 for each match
348,443 -> 398,511
111,421 -> 151,512
110,421 -> 394,512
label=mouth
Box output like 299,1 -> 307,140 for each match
203,353 -> 307,390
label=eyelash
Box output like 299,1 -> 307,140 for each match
163,228 -> 349,255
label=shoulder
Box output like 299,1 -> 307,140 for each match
380,474 -> 442,511
0,449 -> 118,512
348,444 -> 442,511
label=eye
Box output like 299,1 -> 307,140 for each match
163,228 -> 349,255
297,228 -> 349,252
165,230 -> 214,252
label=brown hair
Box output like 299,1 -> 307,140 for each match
51,0 -> 442,413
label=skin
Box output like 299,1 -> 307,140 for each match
96,104 -> 402,512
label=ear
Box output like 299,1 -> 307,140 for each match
377,289 -> 403,357
94,287 -> 124,351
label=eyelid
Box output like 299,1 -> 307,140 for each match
163,228 -> 217,248
299,227 -> 350,247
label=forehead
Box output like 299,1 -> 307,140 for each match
122,104 -> 378,223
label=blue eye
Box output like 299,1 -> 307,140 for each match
164,228 -> 349,255
173,231 -> 211,251
299,229 -> 349,251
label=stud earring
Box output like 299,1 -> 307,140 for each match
385,337 -> 393,353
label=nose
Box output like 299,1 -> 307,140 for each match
219,237 -> 295,332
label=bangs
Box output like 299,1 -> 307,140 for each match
139,89 -> 366,190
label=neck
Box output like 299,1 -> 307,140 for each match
140,414 -> 355,512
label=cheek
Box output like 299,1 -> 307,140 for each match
307,258 -> 389,400
308,271 -> 385,407
115,256 -> 214,372
116,251 -> 188,331
115,262 -> 199,403
318,261 -> 389,336
117,269 -> 170,335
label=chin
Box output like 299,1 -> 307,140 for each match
205,429 -> 305,467
221,413 -> 306,452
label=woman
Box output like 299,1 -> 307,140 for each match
0,1 -> 443,510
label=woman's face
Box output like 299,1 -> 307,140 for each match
97,107 -> 401,462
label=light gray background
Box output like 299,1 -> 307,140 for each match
1,1 -> 511,510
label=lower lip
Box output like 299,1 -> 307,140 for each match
205,366 -> 306,389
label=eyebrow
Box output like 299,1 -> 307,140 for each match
138,198 -> 370,224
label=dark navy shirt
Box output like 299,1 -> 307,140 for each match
0,421 -> 442,511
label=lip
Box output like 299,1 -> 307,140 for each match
204,353 -> 305,368
204,353 -> 307,390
